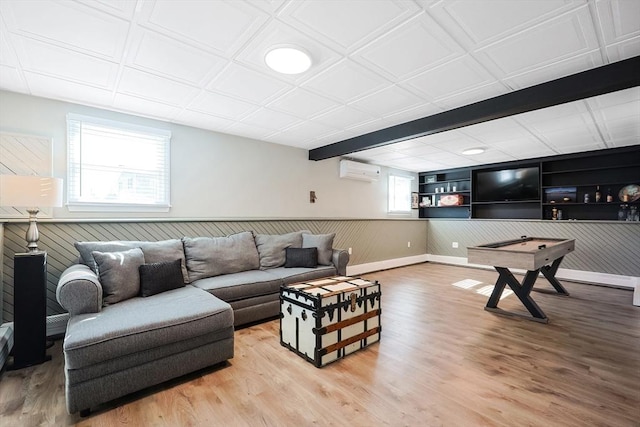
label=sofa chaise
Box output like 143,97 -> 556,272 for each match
56,230 -> 349,414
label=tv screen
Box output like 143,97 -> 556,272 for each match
474,167 -> 540,202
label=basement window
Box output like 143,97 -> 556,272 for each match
66,114 -> 171,212
388,174 -> 412,213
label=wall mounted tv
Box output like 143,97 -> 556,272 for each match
474,166 -> 540,202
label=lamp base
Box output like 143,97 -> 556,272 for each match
25,208 -> 40,252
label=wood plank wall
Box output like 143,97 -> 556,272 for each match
427,219 -> 640,276
1,219 -> 426,322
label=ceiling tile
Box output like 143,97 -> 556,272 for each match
207,63 -> 293,105
113,93 -> 182,121
127,29 -> 228,85
118,67 -> 200,106
402,55 -> 498,101
187,90 -> 259,119
280,0 -> 420,52
428,0 -> 581,46
268,88 -> 338,118
225,121 -> 274,141
303,59 -> 390,103
354,13 -> 464,80
139,0 -> 268,56
349,85 -> 424,117
174,109 -> 235,131
605,36 -> 640,62
312,106 -> 377,130
75,0 -> 138,20
1,0 -> 128,59
502,51 -> 603,89
474,6 -> 599,77
23,71 -> 114,106
14,37 -> 118,89
241,107 -> 303,131
596,0 -> 640,45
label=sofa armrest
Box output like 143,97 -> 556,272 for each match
332,249 -> 349,276
56,264 -> 103,316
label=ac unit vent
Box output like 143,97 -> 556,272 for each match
339,160 -> 380,182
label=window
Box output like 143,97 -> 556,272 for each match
388,174 -> 413,213
67,114 -> 171,212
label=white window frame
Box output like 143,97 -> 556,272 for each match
66,113 -> 171,212
388,174 -> 414,214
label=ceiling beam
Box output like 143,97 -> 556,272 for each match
308,55 -> 640,161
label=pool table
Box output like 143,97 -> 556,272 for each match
467,236 -> 575,323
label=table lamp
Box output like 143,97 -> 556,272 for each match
0,175 -> 63,252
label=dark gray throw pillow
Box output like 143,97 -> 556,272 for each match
284,247 -> 318,268
139,259 -> 185,297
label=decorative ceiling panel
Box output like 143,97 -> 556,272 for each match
0,0 -> 637,172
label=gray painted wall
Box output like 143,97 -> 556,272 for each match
0,90 -> 418,220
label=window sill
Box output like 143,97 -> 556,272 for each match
66,202 -> 171,213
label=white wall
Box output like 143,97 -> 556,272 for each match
0,90 -> 418,219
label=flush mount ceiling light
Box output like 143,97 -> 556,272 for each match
265,46 -> 312,74
462,147 -> 485,155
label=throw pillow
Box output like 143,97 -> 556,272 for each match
302,233 -> 335,265
284,247 -> 318,268
75,241 -> 138,271
75,240 -> 189,284
182,231 -> 260,281
92,248 -> 145,306
254,231 -> 304,269
138,239 -> 189,284
139,259 -> 185,297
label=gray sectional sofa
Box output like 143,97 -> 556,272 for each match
56,230 -> 349,415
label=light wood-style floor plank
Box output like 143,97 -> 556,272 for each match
1,263 -> 638,426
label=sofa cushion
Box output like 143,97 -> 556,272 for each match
139,259 -> 185,297
263,265 -> 337,285
63,286 -> 233,369
75,239 -> 188,283
303,233 -> 335,266
92,248 -> 145,305
284,247 -> 318,268
183,232 -> 260,281
254,231 -> 304,269
191,270 -> 283,302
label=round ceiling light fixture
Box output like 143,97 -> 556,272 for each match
265,46 -> 312,75
462,147 -> 485,155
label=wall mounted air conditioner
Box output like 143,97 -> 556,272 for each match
339,160 -> 381,182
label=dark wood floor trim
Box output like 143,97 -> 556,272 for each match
308,55 -> 640,161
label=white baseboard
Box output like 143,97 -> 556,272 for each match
347,254 -> 429,276
351,254 -> 640,307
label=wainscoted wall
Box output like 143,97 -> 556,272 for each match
427,219 -> 640,277
1,219 -> 426,322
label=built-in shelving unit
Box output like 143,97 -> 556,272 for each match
418,169 -> 471,219
419,146 -> 640,220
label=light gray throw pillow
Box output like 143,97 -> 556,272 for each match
75,239 -> 189,283
183,231 -> 260,281
92,248 -> 145,306
254,231 -> 304,269
302,233 -> 335,265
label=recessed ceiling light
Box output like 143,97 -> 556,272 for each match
265,46 -> 312,75
462,148 -> 485,155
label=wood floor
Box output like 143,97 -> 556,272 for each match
1,263 -> 638,426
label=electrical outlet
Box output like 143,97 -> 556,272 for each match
348,247 -> 353,255
452,242 -> 459,248
407,241 -> 411,248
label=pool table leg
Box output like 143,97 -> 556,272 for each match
539,256 -> 570,296
485,267 -> 548,323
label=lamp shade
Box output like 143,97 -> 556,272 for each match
0,175 -> 63,208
